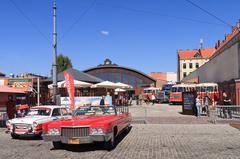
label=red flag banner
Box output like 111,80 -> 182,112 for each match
64,71 -> 75,111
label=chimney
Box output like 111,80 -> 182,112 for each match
217,40 -> 221,47
215,43 -> 218,49
224,34 -> 228,40
237,19 -> 240,28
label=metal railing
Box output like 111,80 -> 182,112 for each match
209,105 -> 240,123
115,106 -> 129,114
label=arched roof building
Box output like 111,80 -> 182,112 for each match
84,59 -> 156,94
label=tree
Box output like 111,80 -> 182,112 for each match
57,54 -> 73,73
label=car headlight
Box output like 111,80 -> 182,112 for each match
32,122 -> 38,128
6,120 -> 11,126
48,128 -> 60,135
91,128 -> 104,135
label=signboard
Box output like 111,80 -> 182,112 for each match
0,79 -> 5,86
8,79 -> 33,92
64,71 -> 75,111
182,92 -> 196,115
61,96 -> 112,109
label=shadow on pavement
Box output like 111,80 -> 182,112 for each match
51,126 -> 132,152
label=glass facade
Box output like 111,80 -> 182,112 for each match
95,71 -> 150,88
83,65 -> 156,89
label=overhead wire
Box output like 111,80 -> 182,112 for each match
184,0 -> 233,28
58,0 -> 97,42
9,0 -> 51,42
96,2 -> 227,27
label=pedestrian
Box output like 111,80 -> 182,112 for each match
138,94 -> 142,105
129,96 -> 132,106
195,95 -> 201,117
222,91 -> 232,119
151,93 -> 156,105
136,95 -> 139,105
6,95 -> 16,119
100,96 -> 105,106
203,92 -> 212,116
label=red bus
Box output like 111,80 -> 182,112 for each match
196,83 -> 219,102
143,87 -> 161,102
169,84 -> 195,104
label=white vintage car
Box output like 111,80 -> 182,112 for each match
6,105 -> 69,139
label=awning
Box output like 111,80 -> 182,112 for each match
0,86 -> 25,94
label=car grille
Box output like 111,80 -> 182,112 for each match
14,124 -> 30,129
61,127 -> 90,137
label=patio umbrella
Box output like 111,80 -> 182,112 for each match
48,80 -> 92,88
91,81 -> 120,89
115,82 -> 133,89
115,88 -> 126,92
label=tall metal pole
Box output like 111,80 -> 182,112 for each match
37,78 -> 40,106
52,0 -> 58,104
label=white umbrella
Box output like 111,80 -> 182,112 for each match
48,80 -> 92,88
115,82 -> 133,89
115,88 -> 126,92
91,81 -> 120,89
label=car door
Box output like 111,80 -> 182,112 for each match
51,108 -> 62,120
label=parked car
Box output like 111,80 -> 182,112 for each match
42,106 -> 132,150
6,105 -> 70,139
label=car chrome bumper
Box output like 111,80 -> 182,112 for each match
42,133 -> 113,144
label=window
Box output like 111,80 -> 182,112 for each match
189,63 -> 193,69
183,72 -> 187,78
183,63 -> 186,69
196,63 -> 199,68
52,108 -> 61,116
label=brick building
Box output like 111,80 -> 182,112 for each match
148,72 -> 177,88
177,48 -> 216,81
182,20 -> 240,104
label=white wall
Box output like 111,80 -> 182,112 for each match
183,41 -> 240,83
166,72 -> 177,83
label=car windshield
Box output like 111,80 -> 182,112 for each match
27,108 -> 51,116
74,106 -> 116,116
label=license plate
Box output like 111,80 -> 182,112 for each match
68,138 -> 80,144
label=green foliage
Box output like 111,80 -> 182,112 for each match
57,54 -> 73,73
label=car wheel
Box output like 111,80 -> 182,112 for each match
52,141 -> 64,149
11,133 -> 20,139
104,135 -> 115,151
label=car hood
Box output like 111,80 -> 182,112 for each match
9,116 -> 51,125
48,115 -> 121,128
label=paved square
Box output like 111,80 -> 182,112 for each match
1,124 -> 240,159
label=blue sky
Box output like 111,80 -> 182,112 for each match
0,0 -> 239,76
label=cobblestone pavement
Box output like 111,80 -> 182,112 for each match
1,124 -> 240,159
130,103 -> 210,124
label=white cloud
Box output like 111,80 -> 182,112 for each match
100,30 -> 109,36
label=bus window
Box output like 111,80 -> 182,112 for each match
178,87 -> 183,92
206,86 -> 213,92
171,87 -> 177,92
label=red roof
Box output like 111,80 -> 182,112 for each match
178,48 -> 216,60
216,25 -> 240,52
0,86 -> 25,94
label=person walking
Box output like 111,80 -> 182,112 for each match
100,96 -> 105,106
195,95 -> 201,117
222,91 -> 232,119
138,94 -> 142,105
151,93 -> 156,105
136,95 -> 139,105
203,92 -> 212,116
